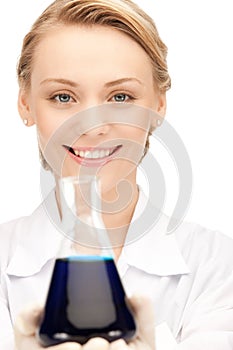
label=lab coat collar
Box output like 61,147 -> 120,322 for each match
6,190 -> 63,277
6,189 -> 190,278
122,190 -> 191,276
123,232 -> 190,276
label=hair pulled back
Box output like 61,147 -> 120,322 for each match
17,0 -> 171,93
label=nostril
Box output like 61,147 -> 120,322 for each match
83,124 -> 110,136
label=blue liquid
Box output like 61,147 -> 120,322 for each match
38,256 -> 136,346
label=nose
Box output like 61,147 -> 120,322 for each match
82,123 -> 111,137
73,104 -> 115,138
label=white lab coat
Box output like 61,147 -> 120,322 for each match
1,189 -> 233,349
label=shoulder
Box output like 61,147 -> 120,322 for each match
0,217 -> 27,260
0,202 -> 45,238
173,220 -> 233,276
0,217 -> 23,271
0,190 -> 62,277
174,219 -> 233,255
0,204 -> 45,269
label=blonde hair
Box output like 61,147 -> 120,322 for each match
17,0 -> 170,92
17,0 -> 171,169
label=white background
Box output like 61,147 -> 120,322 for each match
0,0 -> 232,237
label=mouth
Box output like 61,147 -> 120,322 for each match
62,144 -> 122,167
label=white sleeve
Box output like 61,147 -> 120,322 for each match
0,284 -> 14,350
176,272 -> 233,349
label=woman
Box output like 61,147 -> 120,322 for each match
1,0 -> 233,349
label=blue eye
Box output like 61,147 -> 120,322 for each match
55,94 -> 71,103
113,94 -> 128,102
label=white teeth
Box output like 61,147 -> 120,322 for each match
84,151 -> 91,158
73,148 -> 115,159
100,150 -> 105,158
93,151 -> 99,159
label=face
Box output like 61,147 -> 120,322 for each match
18,25 -> 166,197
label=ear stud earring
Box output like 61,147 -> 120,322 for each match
23,119 -> 28,125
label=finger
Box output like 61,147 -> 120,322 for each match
14,335 -> 42,350
128,295 -> 155,348
110,339 -> 128,350
82,337 -> 110,349
14,304 -> 44,349
15,304 -> 43,336
15,337 -> 82,350
51,342 -> 82,350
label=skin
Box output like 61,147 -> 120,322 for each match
18,24 -> 166,219
17,24 -> 166,348
18,24 -> 166,253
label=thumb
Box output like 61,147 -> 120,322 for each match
15,303 -> 43,336
128,295 -> 155,348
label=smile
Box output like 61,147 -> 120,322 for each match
63,144 -> 122,167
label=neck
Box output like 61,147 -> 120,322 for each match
54,174 -> 139,261
102,183 -> 139,229
101,183 -> 139,257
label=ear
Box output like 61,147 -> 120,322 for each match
156,92 -> 167,118
18,88 -> 35,126
150,93 -> 167,131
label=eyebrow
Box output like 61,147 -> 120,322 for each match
40,78 -> 79,87
40,77 -> 143,88
104,77 -> 144,88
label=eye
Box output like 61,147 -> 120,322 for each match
112,93 -> 130,103
53,93 -> 73,103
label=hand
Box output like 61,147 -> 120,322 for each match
14,303 -> 80,350
14,295 -> 155,350
109,295 -> 155,350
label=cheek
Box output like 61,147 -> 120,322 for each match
29,102 -> 52,148
29,97 -> 66,149
36,120 -> 57,150
34,113 -> 66,151
121,126 -> 148,145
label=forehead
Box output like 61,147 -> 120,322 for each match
31,25 -> 153,84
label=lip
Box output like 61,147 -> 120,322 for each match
63,144 -> 122,167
